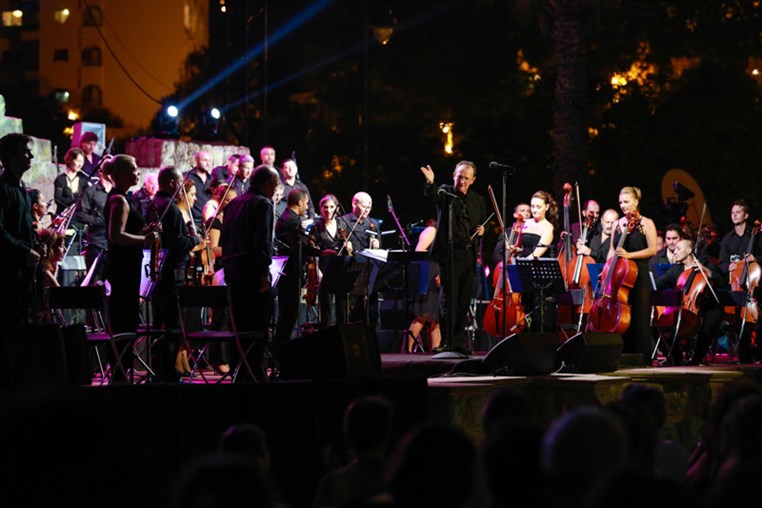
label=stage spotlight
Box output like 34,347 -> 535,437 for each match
210,107 -> 221,120
166,105 -> 179,118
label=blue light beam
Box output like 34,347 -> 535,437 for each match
177,0 -> 334,111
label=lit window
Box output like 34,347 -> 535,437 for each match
1,10 -> 23,27
82,85 -> 103,106
53,49 -> 69,62
54,8 -> 70,24
83,5 -> 102,27
54,90 -> 70,104
82,46 -> 102,66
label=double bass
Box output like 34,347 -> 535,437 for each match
587,211 -> 642,334
483,212 -> 527,337
568,213 -> 598,315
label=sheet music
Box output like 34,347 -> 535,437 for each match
357,248 -> 389,263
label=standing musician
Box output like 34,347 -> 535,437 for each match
54,147 -> 90,216
274,189 -> 321,345
511,190 -> 557,333
608,186 -> 658,364
220,165 -> 280,382
211,153 -> 242,185
576,208 -> 619,264
308,194 -> 353,328
655,239 -> 722,365
103,155 -> 156,381
148,166 -> 204,382
229,154 -> 254,196
75,164 -> 112,282
718,199 -> 761,363
185,150 -> 214,228
0,133 -> 39,327
421,161 -> 486,355
276,158 -> 316,224
78,131 -> 101,177
339,191 -> 382,325
569,199 -> 601,245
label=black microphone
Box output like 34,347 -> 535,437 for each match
437,188 -> 460,199
489,161 -> 516,175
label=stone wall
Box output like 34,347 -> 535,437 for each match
1,94 -> 248,208
125,136 -> 250,172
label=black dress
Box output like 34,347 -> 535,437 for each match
613,224 -> 653,363
104,189 -> 145,334
309,219 -> 348,328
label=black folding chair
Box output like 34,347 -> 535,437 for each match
46,286 -> 136,385
176,285 -> 258,383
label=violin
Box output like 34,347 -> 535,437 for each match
727,220 -> 761,324
587,211 -> 642,334
199,226 -> 215,286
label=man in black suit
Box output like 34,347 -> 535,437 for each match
221,165 -> 281,381
0,133 -> 38,327
421,160 -> 486,355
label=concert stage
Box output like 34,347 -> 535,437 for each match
2,350 -> 761,508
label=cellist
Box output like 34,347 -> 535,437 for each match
608,186 -> 658,365
576,209 -> 619,264
655,239 -> 723,365
718,200 -> 761,363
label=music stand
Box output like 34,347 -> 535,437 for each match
321,256 -> 365,324
516,258 -> 565,333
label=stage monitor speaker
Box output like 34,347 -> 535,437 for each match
481,333 -> 558,376
275,324 -> 381,380
555,332 -> 623,373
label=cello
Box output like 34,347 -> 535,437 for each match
587,211 -> 642,334
483,213 -> 527,337
568,213 -> 598,316
727,220 -> 761,325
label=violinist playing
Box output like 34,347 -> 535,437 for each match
608,186 -> 658,365
655,239 -> 723,365
308,194 -> 353,328
274,189 -> 321,345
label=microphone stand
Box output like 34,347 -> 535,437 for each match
386,195 -> 410,250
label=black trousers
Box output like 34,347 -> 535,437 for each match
228,280 -> 272,382
439,249 -> 476,349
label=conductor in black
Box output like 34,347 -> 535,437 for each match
421,161 -> 486,354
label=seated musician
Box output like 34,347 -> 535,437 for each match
655,239 -> 722,365
308,194 -> 353,328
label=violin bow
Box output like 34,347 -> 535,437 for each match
337,208 -> 369,256
575,182 -> 583,233
690,253 -> 720,304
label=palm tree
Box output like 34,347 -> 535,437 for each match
516,0 -> 601,194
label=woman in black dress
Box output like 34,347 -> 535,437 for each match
103,155 -> 154,379
607,186 -> 658,364
308,194 -> 353,328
